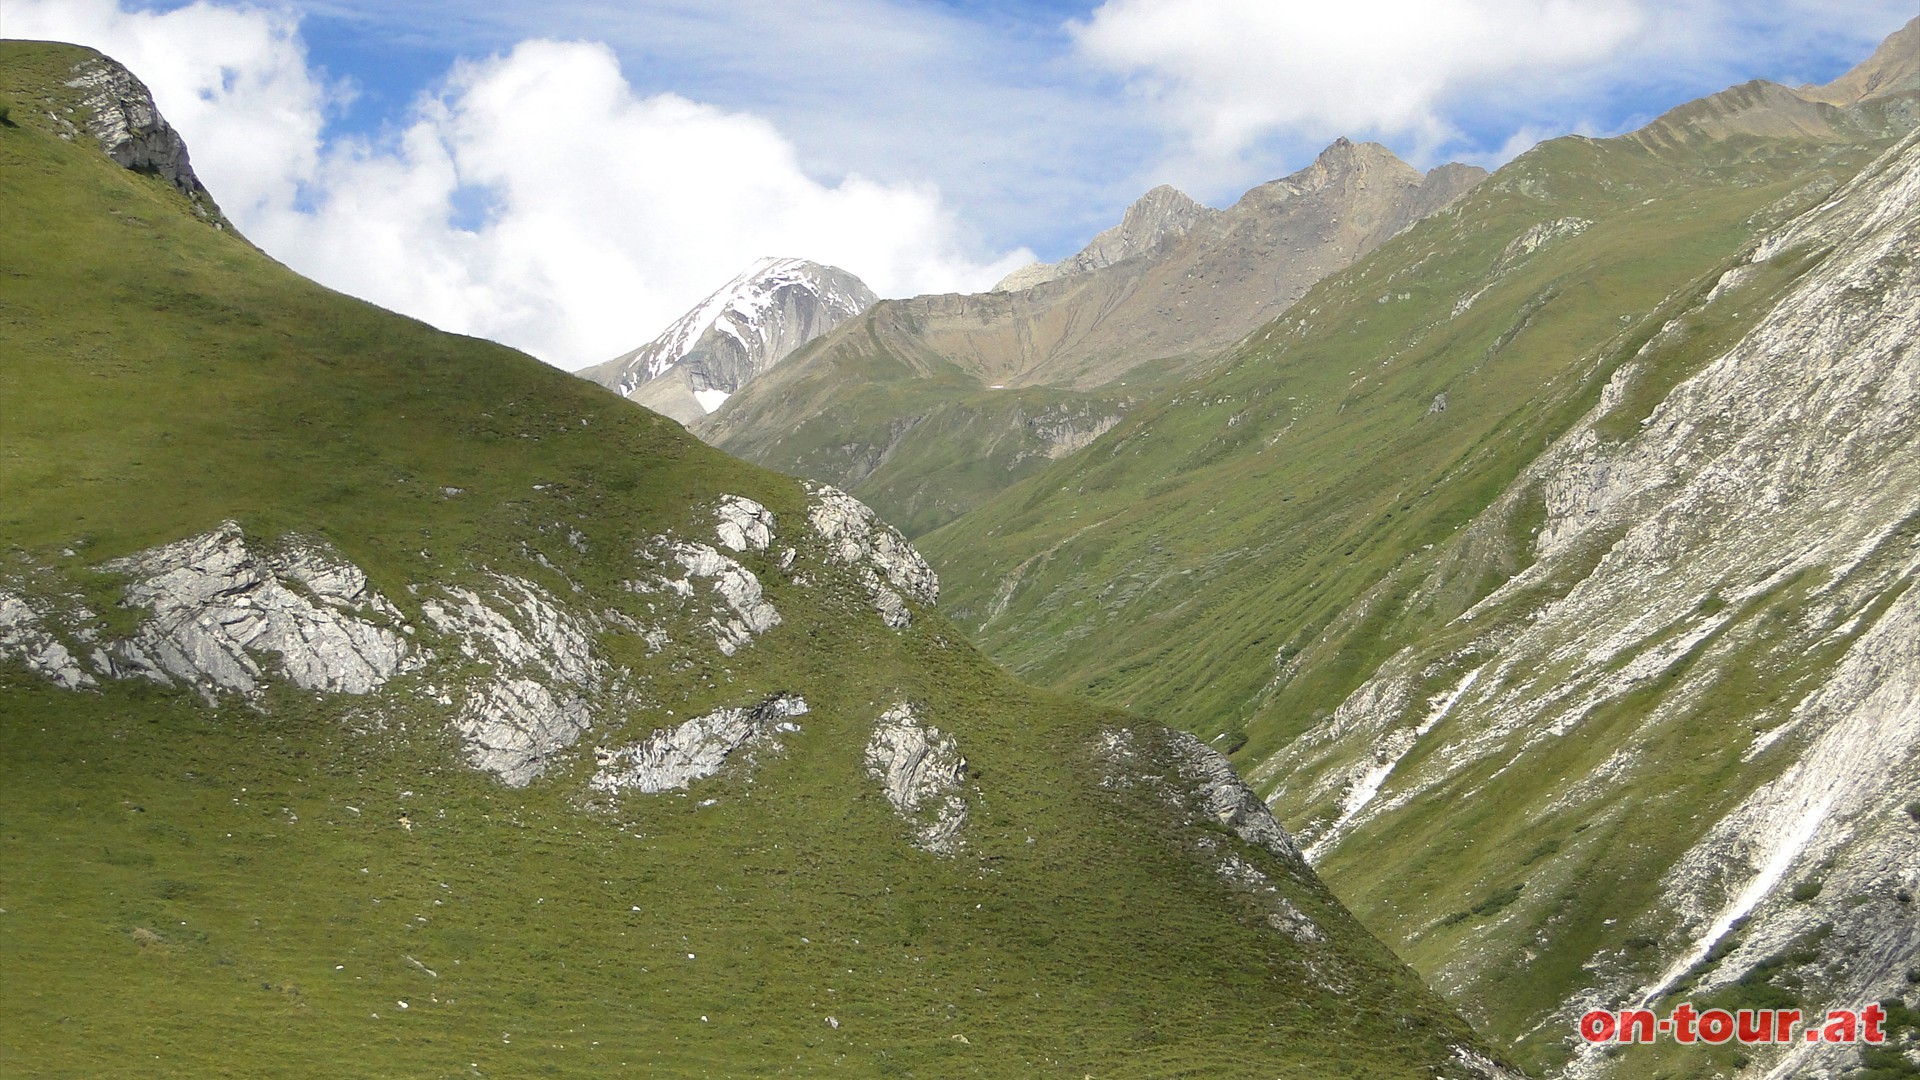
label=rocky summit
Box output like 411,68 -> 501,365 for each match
578,257 -> 877,425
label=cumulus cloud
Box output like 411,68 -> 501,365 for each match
1070,0 -> 1916,189
1072,0 -> 1647,162
6,2 -> 1030,368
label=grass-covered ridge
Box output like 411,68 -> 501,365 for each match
0,41 -> 1509,1079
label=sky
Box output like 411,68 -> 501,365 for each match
5,0 -> 1914,369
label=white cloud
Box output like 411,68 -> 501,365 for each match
1072,0 -> 1919,191
1072,0 -> 1648,163
5,3 -> 1030,368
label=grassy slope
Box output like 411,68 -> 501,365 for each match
0,42 -> 1498,1079
920,88 -> 1914,1075
699,305 -> 1199,539
923,129 -> 1882,756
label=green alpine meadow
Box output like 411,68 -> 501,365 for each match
0,39 -> 1513,1080
10,8 -> 1920,1080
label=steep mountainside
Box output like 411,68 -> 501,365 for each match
695,140 -> 1485,535
577,257 -> 876,424
0,42 -> 1512,1080
922,26 -> 1920,1079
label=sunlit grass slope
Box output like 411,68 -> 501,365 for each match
0,41 -> 1505,1079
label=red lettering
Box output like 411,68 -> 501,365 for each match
1778,1008 -> 1803,1043
1698,1009 -> 1735,1044
1823,1010 -> 1857,1044
1672,1002 -> 1699,1043
1736,1008 -> 1771,1043
1619,1008 -> 1656,1043
1863,1003 -> 1887,1044
1579,1010 -> 1617,1043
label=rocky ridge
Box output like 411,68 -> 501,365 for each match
58,54 -> 226,225
1256,112 -> 1920,1080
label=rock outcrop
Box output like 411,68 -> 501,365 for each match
420,575 -> 603,786
591,694 -> 809,795
99,522 -> 417,699
864,703 -> 970,854
805,483 -> 938,627
63,55 -> 225,224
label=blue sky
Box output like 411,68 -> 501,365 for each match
7,0 -> 1915,367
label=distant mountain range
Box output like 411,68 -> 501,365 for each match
666,138 -> 1486,535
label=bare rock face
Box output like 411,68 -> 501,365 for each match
864,703 -> 970,854
1092,727 -> 1322,944
805,483 -> 938,628
103,522 -> 417,699
579,258 -> 877,423
63,55 -> 225,224
591,694 -> 809,795
1262,125 -> 1920,1080
713,495 -> 775,553
628,541 -> 782,656
419,576 -> 604,786
0,589 -> 95,690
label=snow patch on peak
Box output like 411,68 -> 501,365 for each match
585,258 -> 879,410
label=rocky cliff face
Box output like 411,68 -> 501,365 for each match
58,54 -> 226,225
578,257 -> 876,424
921,20 -> 1920,1077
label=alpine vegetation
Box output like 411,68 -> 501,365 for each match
0,40 -> 1511,1080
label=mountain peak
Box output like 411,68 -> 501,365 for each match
576,257 -> 876,422
994,183 -> 1216,292
1301,137 -> 1421,190
1805,15 -> 1920,105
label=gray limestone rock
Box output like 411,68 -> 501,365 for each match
590,694 -> 809,795
864,703 -> 969,854
714,495 -> 775,553
64,55 -> 225,224
103,522 -> 416,699
1093,727 -> 1320,940
805,483 -> 938,628
1162,730 -> 1304,864
420,576 -> 604,785
0,589 -> 96,689
628,536 -> 781,656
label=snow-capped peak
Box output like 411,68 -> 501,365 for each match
579,258 -> 878,423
